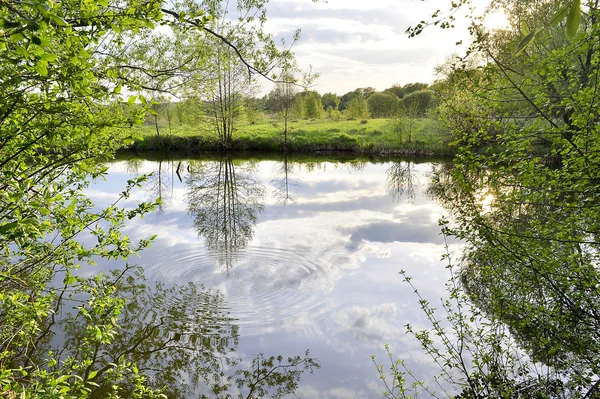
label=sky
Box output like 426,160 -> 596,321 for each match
258,0 -> 503,95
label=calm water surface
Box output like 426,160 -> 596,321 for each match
85,155 -> 457,398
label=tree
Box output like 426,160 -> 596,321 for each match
345,96 -> 370,119
402,89 -> 437,117
273,72 -> 297,146
321,92 -> 340,110
206,40 -> 258,148
339,87 -> 376,111
289,94 -> 305,119
302,90 -> 324,119
383,83 -> 429,99
367,92 -> 400,118
386,1 -> 600,397
390,102 -> 420,144
244,96 -> 265,124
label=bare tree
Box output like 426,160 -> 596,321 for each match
273,71 -> 297,147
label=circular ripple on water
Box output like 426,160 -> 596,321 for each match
140,245 -> 339,335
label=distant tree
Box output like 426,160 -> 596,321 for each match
339,87 -> 376,111
402,82 -> 429,95
339,90 -> 357,111
346,96 -> 370,119
244,97 -> 264,124
391,102 -> 420,143
175,98 -> 204,126
303,91 -> 324,119
263,90 -> 279,114
273,72 -> 297,145
357,87 -> 377,98
383,83 -> 429,99
321,92 -> 340,110
290,94 -> 304,119
402,90 -> 438,117
326,105 -> 342,120
383,84 -> 405,99
368,92 -> 400,118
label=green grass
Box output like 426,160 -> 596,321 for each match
122,117 -> 454,156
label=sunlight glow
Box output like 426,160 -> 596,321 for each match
485,10 -> 510,31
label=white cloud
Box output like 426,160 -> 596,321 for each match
259,0 -> 492,94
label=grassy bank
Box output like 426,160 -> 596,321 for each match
121,117 -> 454,156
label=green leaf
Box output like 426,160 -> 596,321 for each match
34,61 -> 48,76
9,32 -> 25,42
520,21 -> 530,36
548,5 -> 569,27
31,36 -> 42,45
2,19 -> 21,29
515,31 -> 536,55
566,0 -> 581,40
0,222 -> 18,235
127,95 -> 137,104
49,14 -> 68,26
40,53 -> 58,62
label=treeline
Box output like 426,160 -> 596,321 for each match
144,82 -> 440,130
260,83 -> 438,120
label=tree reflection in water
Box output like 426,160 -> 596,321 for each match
271,155 -> 298,206
425,162 -> 600,396
43,266 -> 317,398
125,158 -> 181,215
186,157 -> 265,273
386,161 -> 416,202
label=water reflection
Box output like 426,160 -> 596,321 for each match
186,157 -> 265,273
271,154 -> 298,205
93,154 -> 454,398
43,266 -> 317,398
386,161 -> 417,202
428,162 -> 600,381
124,158 -> 183,214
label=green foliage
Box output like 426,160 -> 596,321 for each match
325,105 -> 342,121
368,93 -> 400,118
339,87 -> 376,111
302,91 -> 325,120
390,104 -> 420,144
244,98 -> 264,124
383,83 -> 429,99
402,90 -> 438,117
393,1 -> 600,397
321,92 -> 340,110
375,244 -> 570,398
346,96 -> 370,119
175,98 -> 205,127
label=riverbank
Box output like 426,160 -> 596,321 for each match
120,118 -> 455,156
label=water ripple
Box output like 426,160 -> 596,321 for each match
140,245 -> 339,335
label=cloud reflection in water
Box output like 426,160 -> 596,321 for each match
87,156 -> 455,398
